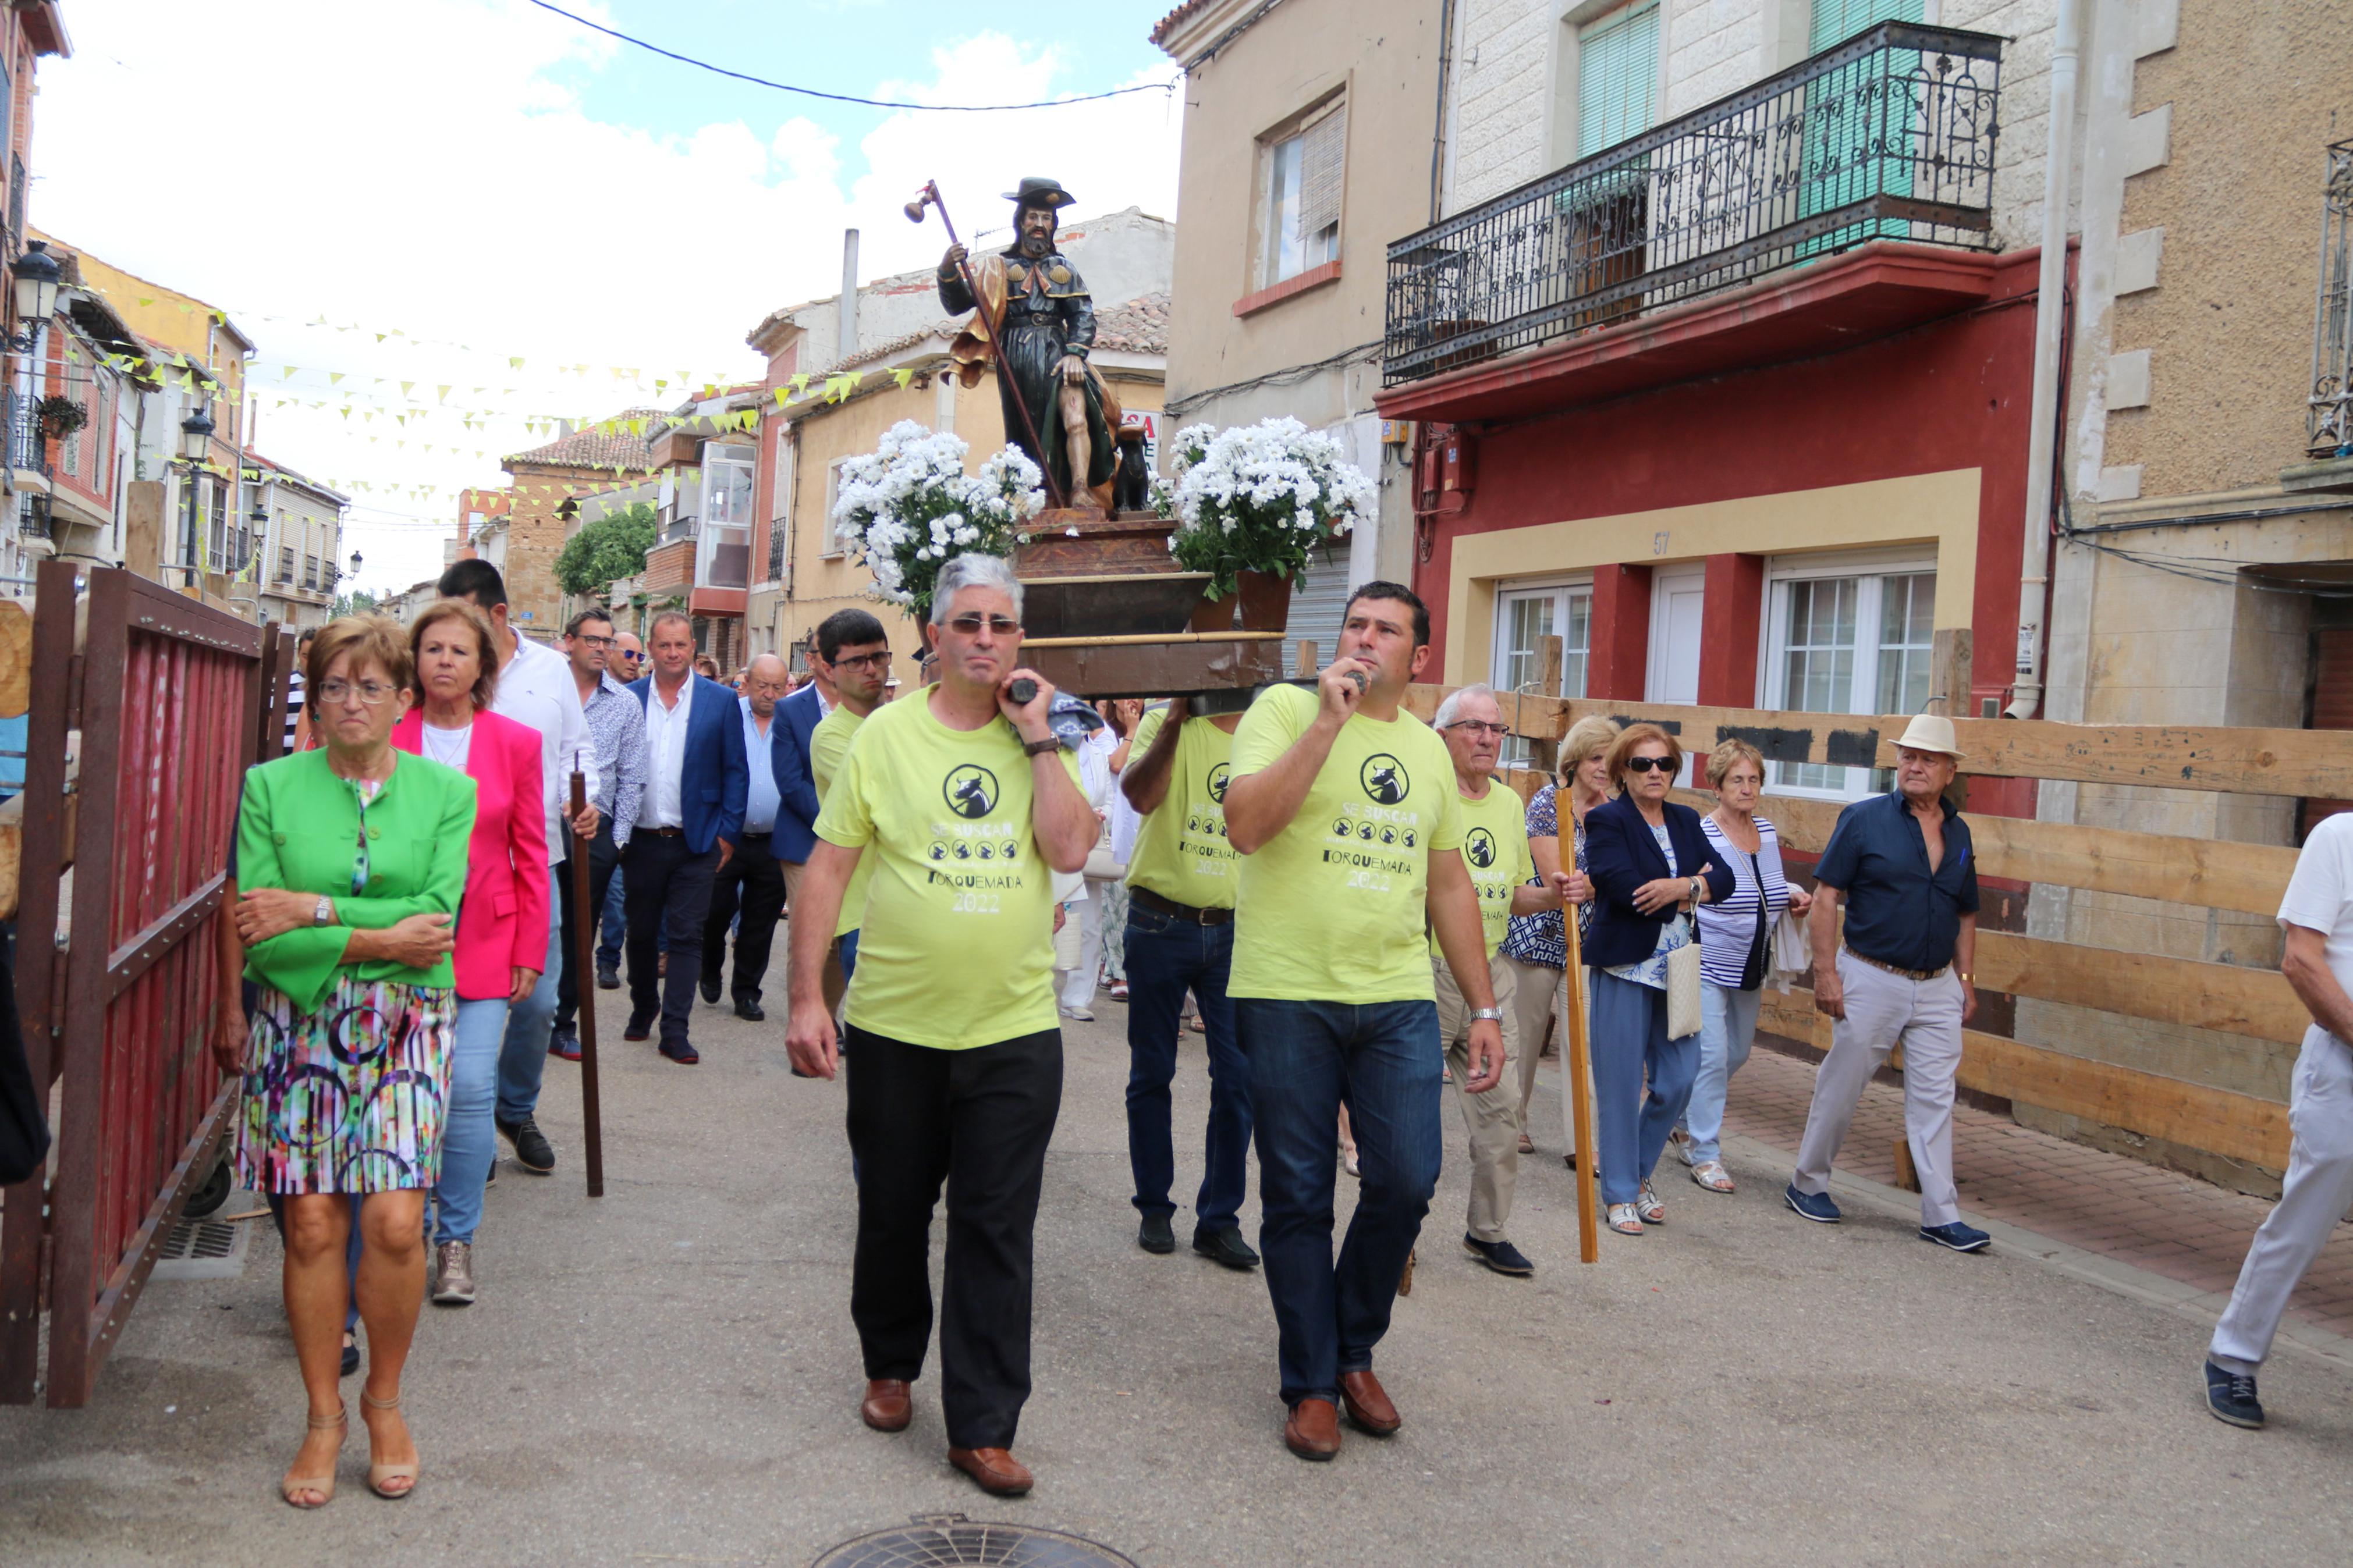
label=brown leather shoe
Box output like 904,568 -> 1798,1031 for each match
1283,1397 -> 1342,1460
1339,1370 -> 1401,1435
860,1378 -> 912,1432
947,1446 -> 1033,1495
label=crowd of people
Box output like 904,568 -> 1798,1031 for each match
213,545 -> 2343,1506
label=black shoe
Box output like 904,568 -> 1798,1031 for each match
339,1333 -> 359,1378
595,963 -> 620,991
1137,1214 -> 1176,1254
699,974 -> 722,1005
623,1014 -> 654,1043
1462,1234 -> 1535,1276
496,1117 -> 555,1174
2205,1360 -> 2265,1428
1193,1224 -> 1261,1271
734,997 -> 765,1022
659,1037 -> 701,1065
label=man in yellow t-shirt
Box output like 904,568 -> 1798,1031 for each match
1117,697 -> 1255,1270
805,609 -> 895,997
782,554 -> 1098,1500
1223,581 -> 1506,1464
1432,683 -> 1575,1279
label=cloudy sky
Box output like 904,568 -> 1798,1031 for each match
32,0 -> 1184,593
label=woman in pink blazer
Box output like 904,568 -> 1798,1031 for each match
393,598 -> 548,1307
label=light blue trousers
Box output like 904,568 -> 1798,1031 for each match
495,864 -> 564,1126
1681,982 -> 1763,1165
433,995 -> 510,1247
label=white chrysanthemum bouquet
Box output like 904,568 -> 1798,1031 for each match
831,421 -> 1045,618
1162,417 -> 1379,600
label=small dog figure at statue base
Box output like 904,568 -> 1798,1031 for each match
1112,418 -> 1151,514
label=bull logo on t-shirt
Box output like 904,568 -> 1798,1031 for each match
1361,754 -> 1408,805
1207,763 -> 1230,803
1466,827 -> 1497,869
944,764 -> 999,820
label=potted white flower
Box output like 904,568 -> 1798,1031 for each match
1161,417 -> 1379,631
831,420 -> 1046,621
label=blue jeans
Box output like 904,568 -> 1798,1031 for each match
598,863 -> 626,969
496,864 -> 564,1125
434,996 -> 510,1246
1123,907 -> 1248,1230
1588,969 -> 1699,1206
1238,996 -> 1442,1410
1680,982 -> 1761,1165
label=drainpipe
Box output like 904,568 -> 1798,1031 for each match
836,229 -> 861,364
2008,0 -> 2081,721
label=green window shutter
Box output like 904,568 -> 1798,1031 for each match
1578,3 -> 1659,157
1810,0 -> 1923,53
1799,0 -> 1927,254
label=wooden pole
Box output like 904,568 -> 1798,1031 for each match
1561,908 -> 1600,1264
569,771 -> 605,1198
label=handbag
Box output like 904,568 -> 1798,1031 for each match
1665,916 -> 1703,1040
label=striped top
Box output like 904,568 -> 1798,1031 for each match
1695,813 -> 1792,990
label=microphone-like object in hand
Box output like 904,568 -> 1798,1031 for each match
1343,668 -> 1368,695
1007,677 -> 1039,707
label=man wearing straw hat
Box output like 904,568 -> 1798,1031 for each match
1784,713 -> 1991,1254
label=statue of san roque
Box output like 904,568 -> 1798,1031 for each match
938,177 -> 1122,510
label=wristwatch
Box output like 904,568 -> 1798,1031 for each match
1688,875 -> 1703,902
313,895 -> 334,927
1022,735 -> 1060,758
1469,1007 -> 1504,1023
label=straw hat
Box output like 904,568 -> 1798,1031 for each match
1893,713 -> 1967,759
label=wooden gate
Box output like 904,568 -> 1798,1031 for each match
2,561 -> 294,1406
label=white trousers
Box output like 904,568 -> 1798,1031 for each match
1057,892 -> 1105,1011
1792,952 -> 1965,1227
2210,1028 -> 2353,1373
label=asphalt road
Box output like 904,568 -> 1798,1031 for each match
6,968 -> 2353,1566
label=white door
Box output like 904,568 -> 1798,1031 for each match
1647,568 -> 1705,784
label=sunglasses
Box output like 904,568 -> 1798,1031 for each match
1623,755 -> 1677,774
946,614 -> 1021,637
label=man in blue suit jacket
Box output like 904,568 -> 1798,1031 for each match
623,610 -> 751,1064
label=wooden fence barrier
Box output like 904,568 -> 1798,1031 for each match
1404,685 -> 2330,1178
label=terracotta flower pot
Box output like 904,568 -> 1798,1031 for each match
1188,591 -> 1236,633
1234,569 -> 1293,633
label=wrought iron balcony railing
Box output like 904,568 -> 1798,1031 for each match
2308,140 -> 2353,458
1383,21 -> 2003,387
4,387 -> 47,478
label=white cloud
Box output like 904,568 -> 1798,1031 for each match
29,1 -> 1181,595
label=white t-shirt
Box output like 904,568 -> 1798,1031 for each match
2280,812 -> 2353,1007
421,721 -> 473,771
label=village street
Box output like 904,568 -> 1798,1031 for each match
6,984 -> 2352,1567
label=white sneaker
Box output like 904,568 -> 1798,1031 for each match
1061,1005 -> 1095,1022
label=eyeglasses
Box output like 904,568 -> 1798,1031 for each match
318,678 -> 399,707
945,615 -> 1021,637
1442,720 -> 1509,738
831,650 -> 891,672
574,634 -> 614,650
1623,755 -> 1677,774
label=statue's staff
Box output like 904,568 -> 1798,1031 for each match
904,179 -> 1067,510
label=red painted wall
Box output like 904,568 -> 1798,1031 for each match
1699,552 -> 1765,707
1587,562 -> 1651,699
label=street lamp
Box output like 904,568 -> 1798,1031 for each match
179,406 -> 215,466
347,548 -> 364,580
171,406 -> 217,586
7,240 -> 60,351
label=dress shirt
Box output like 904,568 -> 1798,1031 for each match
580,669 -> 645,849
494,627 -> 598,865
740,697 -> 780,834
639,674 -> 694,830
1813,790 -> 1980,973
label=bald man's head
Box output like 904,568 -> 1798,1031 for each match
745,653 -> 791,717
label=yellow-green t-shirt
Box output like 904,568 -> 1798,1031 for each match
810,703 -> 871,938
812,685 -> 1077,1049
1450,777 -> 1536,957
1122,704 -> 1240,909
1226,682 -> 1464,1002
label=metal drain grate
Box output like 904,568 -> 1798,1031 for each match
813,1514 -> 1135,1568
150,1214 -> 252,1281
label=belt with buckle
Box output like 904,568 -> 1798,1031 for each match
1843,946 -> 1949,983
643,826 -> 685,838
1131,886 -> 1233,926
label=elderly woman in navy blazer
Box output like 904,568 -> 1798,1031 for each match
1581,723 -> 1734,1236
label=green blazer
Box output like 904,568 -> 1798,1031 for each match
236,748 -> 478,1014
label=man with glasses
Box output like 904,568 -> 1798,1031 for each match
1431,684 -> 1574,1277
784,554 -> 1096,1498
549,608 -> 644,1061
801,610 -> 894,1002
699,655 -> 794,1021
1221,582 -> 1503,1462
775,609 -> 889,1018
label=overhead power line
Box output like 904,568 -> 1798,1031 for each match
526,1 -> 1179,112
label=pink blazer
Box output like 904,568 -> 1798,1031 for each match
392,708 -> 549,1001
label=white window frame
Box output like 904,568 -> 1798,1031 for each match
1257,95 -> 1345,290
1489,576 -> 1593,766
1759,549 -> 1938,801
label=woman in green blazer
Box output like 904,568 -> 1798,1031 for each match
220,616 -> 475,1507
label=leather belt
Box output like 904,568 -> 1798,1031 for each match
1131,886 -> 1233,926
643,826 -> 685,837
741,830 -> 772,840
1843,946 -> 1950,983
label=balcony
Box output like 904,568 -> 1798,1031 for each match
5,388 -> 49,492
1382,22 -> 2003,403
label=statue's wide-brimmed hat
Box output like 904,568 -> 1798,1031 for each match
1893,713 -> 1967,759
1004,176 -> 1077,210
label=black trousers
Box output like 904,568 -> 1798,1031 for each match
700,831 -> 787,1002
623,833 -> 721,1047
846,1023 -> 1063,1450
552,819 -> 622,1034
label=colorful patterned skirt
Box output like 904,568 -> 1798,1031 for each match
235,973 -> 457,1194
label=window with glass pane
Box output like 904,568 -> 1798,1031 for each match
1263,105 -> 1343,287
1491,585 -> 1592,766
1777,577 -> 1858,791
1768,568 -> 1936,797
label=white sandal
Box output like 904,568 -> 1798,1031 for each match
1635,1181 -> 1666,1225
1606,1203 -> 1645,1236
1690,1160 -> 1736,1193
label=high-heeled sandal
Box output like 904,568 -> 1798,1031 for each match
280,1403 -> 346,1509
361,1391 -> 420,1499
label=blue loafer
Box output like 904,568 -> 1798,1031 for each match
1784,1183 -> 1841,1224
1462,1234 -> 1535,1276
1919,1221 -> 1991,1253
2205,1361 -> 2265,1428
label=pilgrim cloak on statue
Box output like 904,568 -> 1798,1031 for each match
937,176 -> 1124,511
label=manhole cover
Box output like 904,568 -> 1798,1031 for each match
813,1514 -> 1135,1568
150,1214 -> 251,1281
